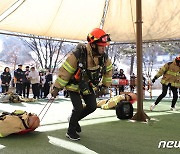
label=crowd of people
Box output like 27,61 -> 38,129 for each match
112,69 -> 127,95
0,64 -> 53,99
112,69 -> 147,94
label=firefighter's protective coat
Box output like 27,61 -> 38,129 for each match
97,95 -> 126,109
0,112 -> 29,137
54,43 -> 112,94
154,60 -> 180,88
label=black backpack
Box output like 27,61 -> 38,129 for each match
115,101 -> 134,119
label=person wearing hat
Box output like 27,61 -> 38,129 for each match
51,28 -> 112,140
14,64 -> 24,96
150,55 -> 180,111
22,66 -> 31,98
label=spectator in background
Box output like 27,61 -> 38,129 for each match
28,67 -> 40,99
43,69 -> 53,98
130,73 -> 136,92
14,64 -> 24,96
22,66 -> 31,98
112,68 -> 119,79
118,69 -> 127,94
112,68 -> 119,95
39,71 -> 46,99
1,67 -> 11,93
143,75 -> 147,90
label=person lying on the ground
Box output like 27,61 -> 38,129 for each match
0,92 -> 36,103
97,92 -> 137,109
0,110 -> 40,137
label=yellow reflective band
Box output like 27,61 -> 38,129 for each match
13,110 -> 25,115
66,84 -> 79,91
167,71 -> 180,76
0,133 -> 3,137
161,79 -> 180,88
62,61 -> 76,74
82,89 -> 91,95
56,77 -> 68,87
171,82 -> 180,87
103,77 -> 112,83
102,104 -> 109,109
106,63 -> 112,72
93,87 -> 98,91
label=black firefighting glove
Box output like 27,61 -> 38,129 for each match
152,77 -> 157,83
51,87 -> 60,98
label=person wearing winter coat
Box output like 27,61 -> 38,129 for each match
28,67 -> 40,99
22,66 -> 31,98
14,64 -> 24,96
43,69 -> 52,98
150,56 -> 180,111
1,67 -> 11,93
51,28 -> 112,140
39,71 -> 46,98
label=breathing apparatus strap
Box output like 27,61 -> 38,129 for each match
72,44 -> 108,85
73,44 -> 87,81
0,110 -> 29,129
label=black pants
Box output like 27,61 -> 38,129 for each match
44,83 -> 50,97
16,83 -> 23,96
22,82 -> 30,98
1,85 -> 9,93
39,85 -> 44,98
115,85 -> 124,95
155,84 -> 178,108
68,91 -> 97,133
32,83 -> 39,99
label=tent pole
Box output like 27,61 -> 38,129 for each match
131,0 -> 150,122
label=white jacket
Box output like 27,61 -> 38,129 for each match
28,70 -> 39,84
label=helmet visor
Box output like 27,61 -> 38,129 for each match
97,34 -> 111,43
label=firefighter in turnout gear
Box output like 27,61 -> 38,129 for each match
0,110 -> 40,137
51,28 -> 112,140
97,92 -> 137,109
150,55 -> 180,111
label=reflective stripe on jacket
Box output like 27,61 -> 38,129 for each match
54,43 -> 112,93
155,60 -> 180,88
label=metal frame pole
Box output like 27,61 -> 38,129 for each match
131,0 -> 150,122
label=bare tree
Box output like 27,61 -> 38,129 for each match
21,35 -> 75,72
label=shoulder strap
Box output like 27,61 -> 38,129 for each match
73,43 -> 87,70
0,112 -> 11,120
0,110 -> 29,129
99,53 -> 108,66
12,110 -> 29,129
99,53 -> 108,74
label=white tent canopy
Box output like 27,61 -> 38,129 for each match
1,0 -> 180,42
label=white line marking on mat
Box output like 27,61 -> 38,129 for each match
48,136 -> 98,154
